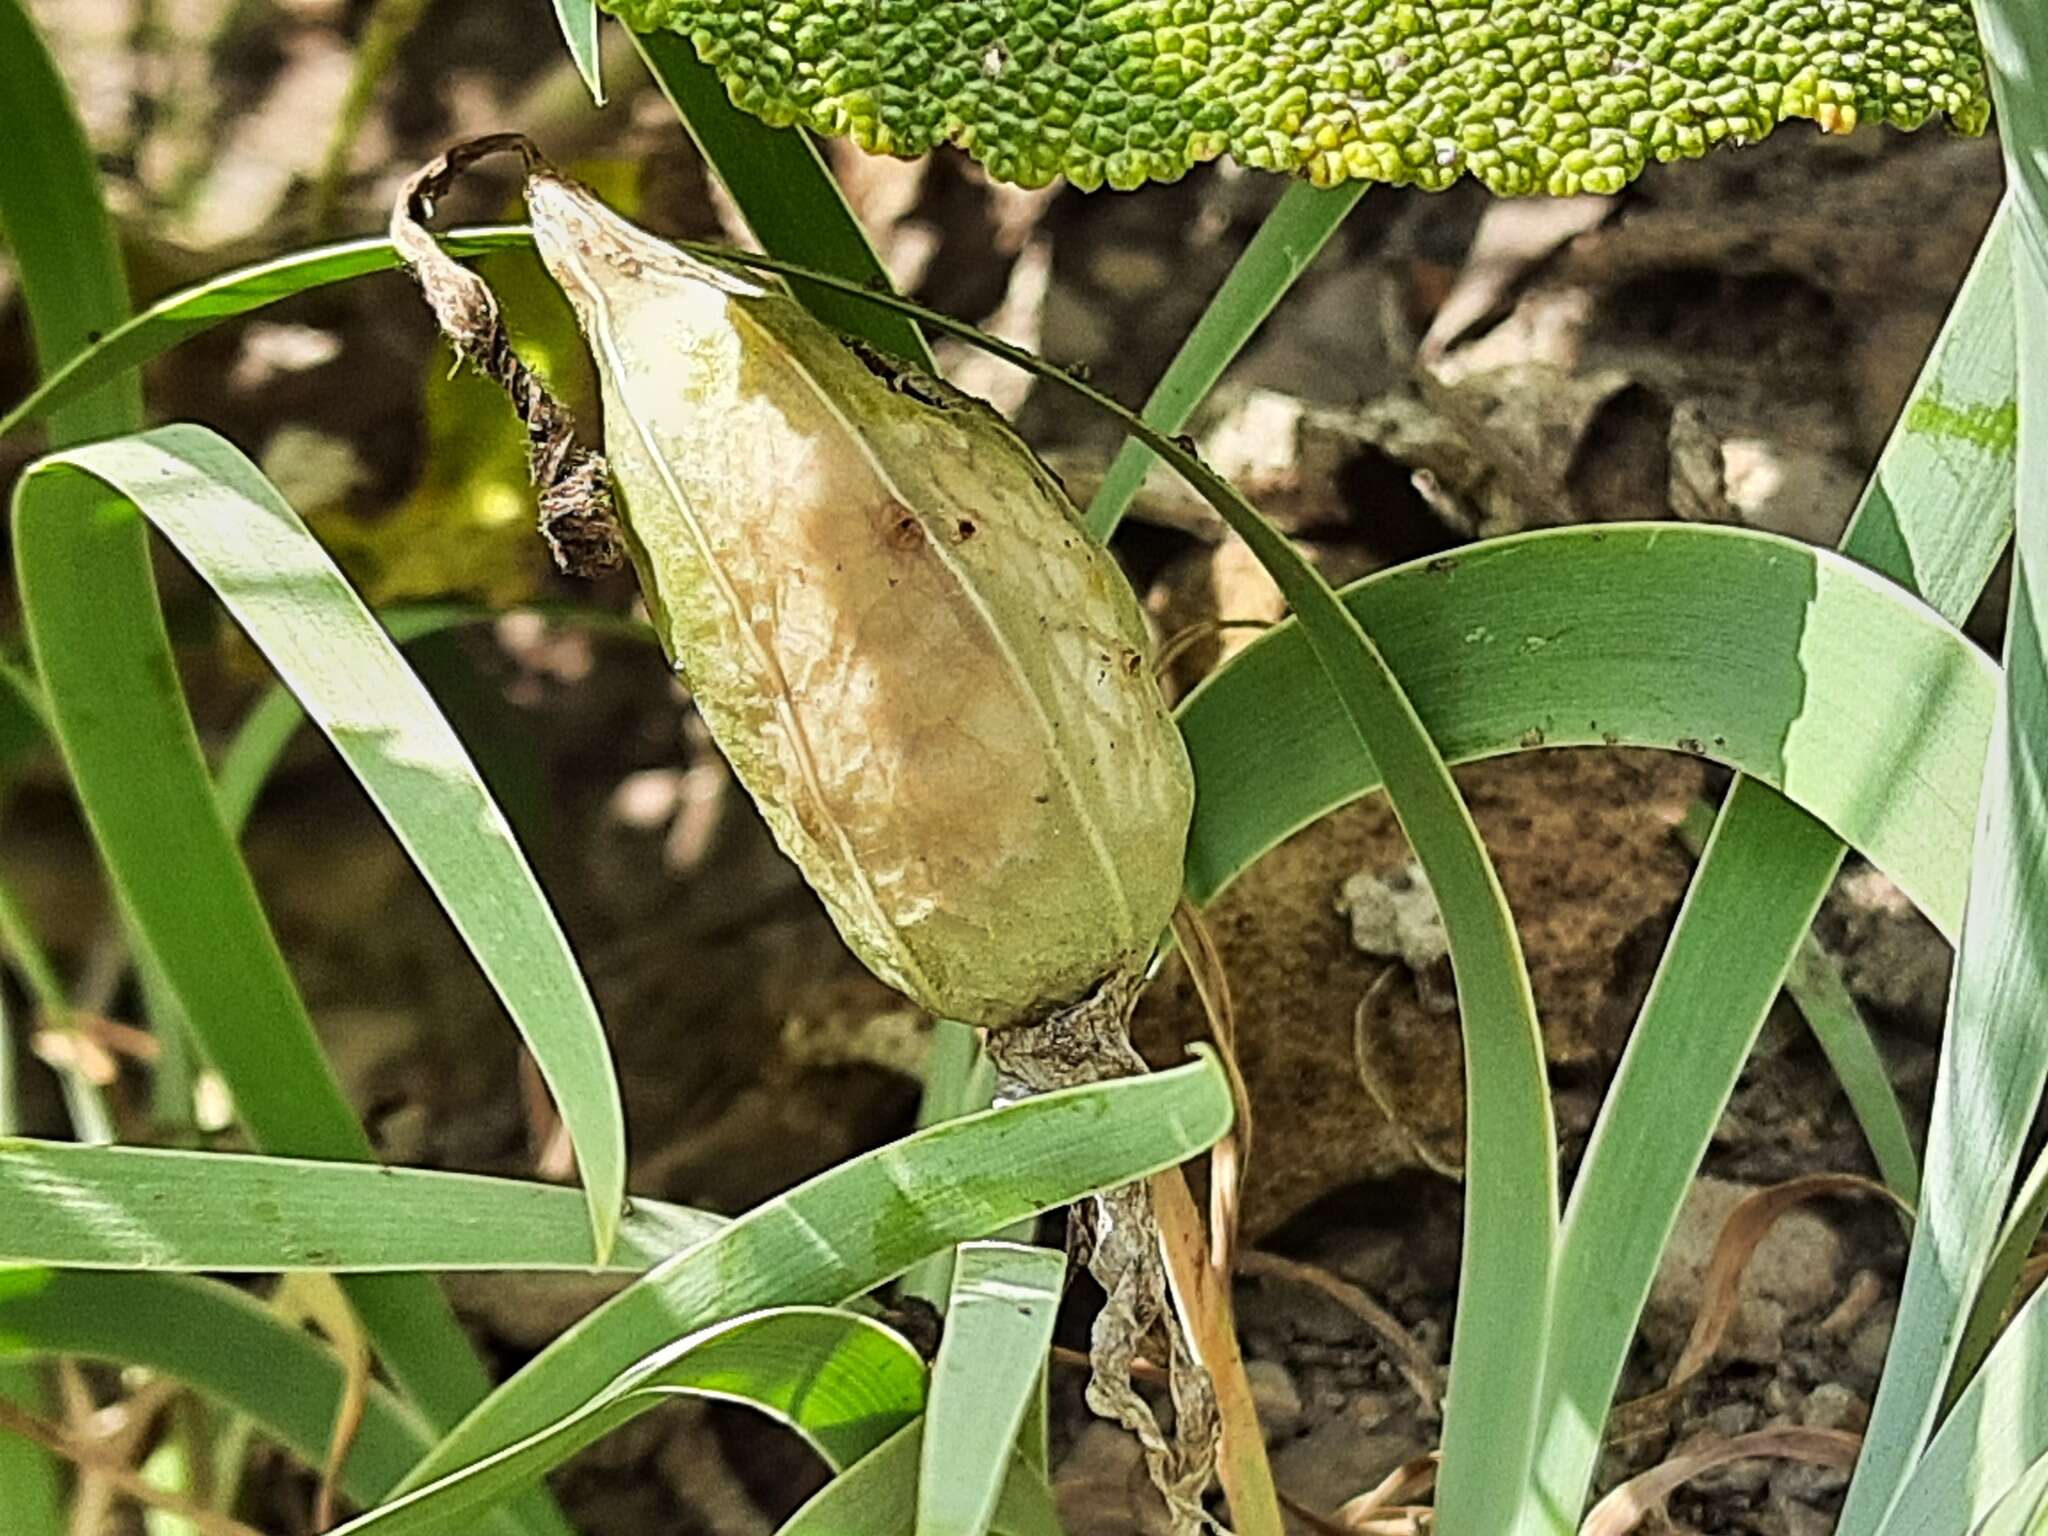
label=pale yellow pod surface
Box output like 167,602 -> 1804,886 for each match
527,176 -> 1193,1028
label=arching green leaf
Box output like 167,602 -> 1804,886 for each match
393,1056 -> 1232,1498
334,1309 -> 923,1536
13,428 -> 628,1264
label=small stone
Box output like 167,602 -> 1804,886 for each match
1773,1457 -> 1851,1504
1270,1400 -> 1428,1512
1773,1493 -> 1837,1536
1844,1303 -> 1896,1391
1798,1381 -> 1869,1432
1244,1357 -> 1305,1441
1056,1423 -> 1171,1536
1763,1375 -> 1799,1416
1679,1410 -> 1771,1499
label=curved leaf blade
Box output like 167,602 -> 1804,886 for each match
0,1270 -> 438,1513
0,229 -> 532,442
0,0 -> 141,446
11,445 -> 514,1449
394,1054 -> 1232,1496
335,1309 -> 924,1536
1876,1242 -> 2048,1535
1841,17 -> 2048,1526
15,426 -> 627,1261
1178,523 -> 1995,939
1528,197 -> 2018,1532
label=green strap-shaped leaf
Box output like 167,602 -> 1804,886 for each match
1179,522 -> 1994,937
0,229 -> 529,441
11,441 -> 570,1523
333,1309 -> 925,1536
598,0 -> 1988,193
0,0 -> 141,446
1,5 -> 538,1475
550,0 -> 604,102
0,1270 -> 439,1513
0,1140 -> 722,1272
1876,1238 -> 2048,1535
0,1360 -> 61,1536
779,1420 -> 1063,1536
13,427 -> 628,1265
0,15 -> 540,1515
1529,200 -> 2018,1532
1785,927 -> 1921,1206
1084,178 -> 1367,540
0,0 -> 139,1149
392,1055 -> 1233,1498
918,1243 -> 1065,1536
1843,11 -> 2048,1529
1968,1458 -> 2048,1536
0,1268 -> 543,1536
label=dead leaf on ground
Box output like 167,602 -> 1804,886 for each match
1612,1172 -> 1902,1437
1579,1426 -> 1860,1536
1235,1250 -> 1443,1418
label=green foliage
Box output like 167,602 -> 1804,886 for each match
2,1 -> 2045,1531
332,1309 -> 929,1536
1840,9 -> 2048,1530
0,1140 -> 721,1272
599,0 -> 1988,193
918,1244 -> 1065,1536
13,427 -> 629,1265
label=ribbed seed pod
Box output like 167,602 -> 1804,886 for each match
523,172 -> 1193,1030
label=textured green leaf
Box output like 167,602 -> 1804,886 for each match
600,0 -> 1988,193
0,1140 -> 720,1272
334,1310 -> 923,1536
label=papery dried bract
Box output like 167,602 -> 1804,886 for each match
527,174 -> 1193,1028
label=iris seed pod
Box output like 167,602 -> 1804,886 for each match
524,172 -> 1194,1029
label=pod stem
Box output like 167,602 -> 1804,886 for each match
987,974 -> 1223,1535
389,133 -> 623,577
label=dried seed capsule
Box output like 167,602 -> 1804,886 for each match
525,173 -> 1193,1029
